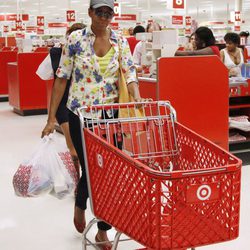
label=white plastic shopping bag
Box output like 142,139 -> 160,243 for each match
36,54 -> 54,80
13,133 -> 78,199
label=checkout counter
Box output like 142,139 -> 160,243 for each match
139,56 -> 229,150
0,50 -> 17,101
7,52 -> 48,115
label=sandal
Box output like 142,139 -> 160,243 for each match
73,206 -> 86,233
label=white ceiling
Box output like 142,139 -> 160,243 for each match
0,0 -> 250,25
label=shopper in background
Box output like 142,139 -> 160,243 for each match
184,33 -> 196,51
146,22 -> 161,33
239,31 -> 249,45
133,22 -> 161,69
126,25 -> 145,54
41,0 -> 141,248
128,26 -> 134,36
175,26 -> 220,57
220,32 -> 244,77
38,23 -> 86,178
49,23 -> 86,174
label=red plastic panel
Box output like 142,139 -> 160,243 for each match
7,62 -> 19,108
139,79 -> 157,101
8,52 -> 48,111
157,56 -> 229,150
0,51 -> 17,95
17,53 -> 48,110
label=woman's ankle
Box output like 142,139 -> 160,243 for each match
96,230 -> 109,240
74,206 -> 85,220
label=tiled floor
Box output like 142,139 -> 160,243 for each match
0,101 -> 249,250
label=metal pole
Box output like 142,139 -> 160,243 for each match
235,0 -> 242,12
38,0 -> 41,15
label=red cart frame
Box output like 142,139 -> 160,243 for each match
78,101 -> 242,250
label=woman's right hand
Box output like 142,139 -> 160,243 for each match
229,67 -> 239,77
41,121 -> 55,138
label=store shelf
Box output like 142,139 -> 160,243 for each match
230,138 -> 250,145
229,81 -> 250,152
230,104 -> 250,109
229,139 -> 250,153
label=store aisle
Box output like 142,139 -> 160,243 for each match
0,102 -> 249,250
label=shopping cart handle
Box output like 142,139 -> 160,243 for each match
161,101 -> 177,122
77,101 -> 177,122
78,102 -> 157,111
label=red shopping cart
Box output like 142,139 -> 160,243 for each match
77,101 -> 242,250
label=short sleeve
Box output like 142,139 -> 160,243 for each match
56,32 -> 77,79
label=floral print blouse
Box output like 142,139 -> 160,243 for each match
56,26 -> 137,117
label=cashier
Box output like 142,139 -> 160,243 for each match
220,32 -> 244,77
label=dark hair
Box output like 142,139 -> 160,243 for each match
195,26 -> 215,47
66,22 -> 86,36
146,22 -> 161,32
224,32 -> 240,45
239,31 -> 249,37
133,25 -> 145,35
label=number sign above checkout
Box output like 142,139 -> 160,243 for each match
66,10 -> 76,22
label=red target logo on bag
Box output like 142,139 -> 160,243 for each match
186,183 -> 220,203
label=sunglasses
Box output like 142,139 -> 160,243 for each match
94,8 -> 114,19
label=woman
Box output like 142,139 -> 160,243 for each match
49,23 -> 86,176
184,33 -> 196,51
220,32 -> 244,77
41,0 -> 141,249
175,26 -> 220,57
38,23 -> 85,177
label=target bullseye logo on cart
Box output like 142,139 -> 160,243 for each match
197,185 -> 212,201
97,154 -> 103,168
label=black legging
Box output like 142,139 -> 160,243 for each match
68,110 -> 112,231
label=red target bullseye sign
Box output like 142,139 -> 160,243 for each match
196,185 -> 211,201
186,183 -> 220,203
97,154 -> 103,168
